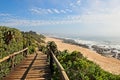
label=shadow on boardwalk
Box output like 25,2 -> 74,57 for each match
3,51 -> 51,80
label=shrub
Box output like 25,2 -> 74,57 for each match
53,50 -> 120,80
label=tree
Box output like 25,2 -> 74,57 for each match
46,41 -> 58,56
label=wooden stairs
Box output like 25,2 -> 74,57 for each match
3,51 -> 51,80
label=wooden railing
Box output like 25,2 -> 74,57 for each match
0,48 -> 28,70
50,51 -> 69,80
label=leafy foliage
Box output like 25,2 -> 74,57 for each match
0,26 -> 45,78
0,26 -> 24,78
46,41 -> 58,56
0,26 -> 23,58
22,31 -> 45,54
53,50 -> 120,80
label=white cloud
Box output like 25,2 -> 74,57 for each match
53,9 -> 60,14
79,0 -> 120,25
0,13 -> 10,16
65,9 -> 72,13
30,8 -> 48,14
30,7 -> 72,15
76,0 -> 81,5
47,9 -> 53,14
0,16 -> 82,27
70,3 -> 76,7
1,0 -> 120,36
69,0 -> 81,8
60,10 -> 66,13
71,0 -> 120,36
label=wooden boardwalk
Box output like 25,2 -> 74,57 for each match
3,51 -> 51,80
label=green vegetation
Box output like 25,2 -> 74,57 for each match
53,50 -> 120,80
0,26 -> 45,78
40,41 -> 59,59
22,31 -> 45,54
44,41 -> 120,80
0,26 -> 23,59
46,41 -> 58,55
0,26 -> 24,78
1,26 -> 120,80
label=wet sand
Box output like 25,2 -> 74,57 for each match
46,37 -> 120,75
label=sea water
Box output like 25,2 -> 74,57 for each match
49,34 -> 120,59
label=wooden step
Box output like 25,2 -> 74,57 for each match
3,51 -> 51,80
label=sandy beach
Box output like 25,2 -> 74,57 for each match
46,37 -> 120,75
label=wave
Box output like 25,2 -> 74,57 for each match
61,37 -> 120,59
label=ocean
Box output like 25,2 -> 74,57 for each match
51,34 -> 120,48
47,34 -> 120,59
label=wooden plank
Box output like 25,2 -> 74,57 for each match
3,51 -> 51,80
0,56 -> 10,63
0,48 -> 28,63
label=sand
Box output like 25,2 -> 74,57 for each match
45,37 -> 120,75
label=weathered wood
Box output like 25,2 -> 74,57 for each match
3,51 -> 51,80
0,48 -> 28,79
1,47 -> 69,80
50,52 -> 54,75
0,56 -> 10,63
50,51 -> 69,80
0,48 -> 28,63
11,56 -> 15,69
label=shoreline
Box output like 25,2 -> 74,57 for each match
62,38 -> 120,59
45,37 -> 120,75
51,36 -> 120,59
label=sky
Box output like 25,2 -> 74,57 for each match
0,0 -> 120,37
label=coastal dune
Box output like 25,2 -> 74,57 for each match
46,37 -> 120,75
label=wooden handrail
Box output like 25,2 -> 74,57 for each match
0,47 -> 29,79
50,51 -> 69,80
0,48 -> 28,63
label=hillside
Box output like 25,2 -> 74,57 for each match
0,26 -> 45,78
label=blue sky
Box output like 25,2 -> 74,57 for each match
0,0 -> 120,37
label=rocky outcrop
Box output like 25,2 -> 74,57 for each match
63,39 -> 120,60
91,45 -> 120,59
63,39 -> 89,48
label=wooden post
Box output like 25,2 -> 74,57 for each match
11,56 -> 15,69
23,51 -> 25,57
23,49 -> 27,58
25,48 -> 28,57
22,51 -> 24,59
27,48 -> 29,56
0,63 -> 1,74
25,50 -> 27,57
50,52 -> 54,75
